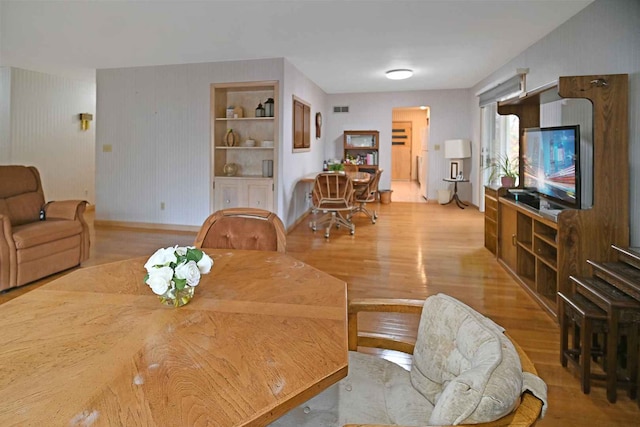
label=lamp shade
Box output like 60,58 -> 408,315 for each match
444,139 -> 471,159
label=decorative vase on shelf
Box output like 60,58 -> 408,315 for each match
159,286 -> 195,307
225,129 -> 236,147
264,98 -> 274,117
224,163 -> 239,176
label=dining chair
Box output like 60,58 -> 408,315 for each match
310,172 -> 355,238
194,207 -> 286,252
270,294 -> 547,427
349,169 -> 383,224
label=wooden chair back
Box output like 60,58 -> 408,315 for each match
194,207 -> 286,252
312,173 -> 355,212
355,169 -> 383,203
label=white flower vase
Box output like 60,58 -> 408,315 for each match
159,286 -> 195,308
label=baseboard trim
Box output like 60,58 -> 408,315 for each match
94,220 -> 199,233
95,211 -> 312,235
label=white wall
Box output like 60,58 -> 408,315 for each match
470,0 -> 640,245
281,59 -> 328,227
0,67 -> 10,163
326,90 -> 471,201
96,58 -> 283,227
2,67 -> 95,202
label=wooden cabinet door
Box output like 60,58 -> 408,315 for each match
499,202 -> 518,272
215,179 -> 241,209
246,180 -> 273,210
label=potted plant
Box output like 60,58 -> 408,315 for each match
328,163 -> 345,172
487,154 -> 519,187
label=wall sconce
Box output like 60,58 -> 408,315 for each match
444,139 -> 471,180
79,113 -> 93,131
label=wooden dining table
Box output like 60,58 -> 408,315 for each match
0,249 -> 348,426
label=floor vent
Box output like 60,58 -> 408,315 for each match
333,106 -> 349,113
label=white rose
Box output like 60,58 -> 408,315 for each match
144,247 -> 177,271
146,266 -> 174,295
174,246 -> 188,256
197,253 -> 214,274
174,260 -> 201,286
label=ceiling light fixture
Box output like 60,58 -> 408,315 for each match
385,69 -> 413,80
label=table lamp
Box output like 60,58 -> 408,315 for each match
444,139 -> 471,180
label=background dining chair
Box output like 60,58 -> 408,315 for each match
194,207 -> 286,252
310,172 -> 355,238
349,169 -> 383,224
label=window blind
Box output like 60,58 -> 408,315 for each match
478,74 -> 523,107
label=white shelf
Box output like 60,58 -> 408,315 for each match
215,175 -> 273,180
215,146 -> 274,150
215,117 -> 274,121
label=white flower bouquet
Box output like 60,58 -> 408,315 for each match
144,246 -> 214,307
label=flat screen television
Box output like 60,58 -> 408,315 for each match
522,125 -> 580,209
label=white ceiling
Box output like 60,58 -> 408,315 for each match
0,0 -> 593,93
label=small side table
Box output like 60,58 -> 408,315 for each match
442,178 -> 469,209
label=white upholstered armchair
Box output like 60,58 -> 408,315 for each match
270,294 -> 546,427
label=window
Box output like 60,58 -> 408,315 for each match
479,74 -> 523,187
481,104 -> 519,185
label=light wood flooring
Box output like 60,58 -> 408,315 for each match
2,201 -> 638,425
390,179 -> 427,203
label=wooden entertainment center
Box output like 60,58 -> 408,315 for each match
486,74 -> 629,318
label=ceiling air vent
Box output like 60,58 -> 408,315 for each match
333,106 -> 349,113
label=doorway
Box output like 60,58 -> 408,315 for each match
391,107 -> 430,202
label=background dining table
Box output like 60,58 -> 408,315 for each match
300,170 -> 371,185
0,249 -> 348,426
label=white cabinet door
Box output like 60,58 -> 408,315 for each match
215,180 -> 241,209
214,178 -> 273,211
246,180 -> 273,210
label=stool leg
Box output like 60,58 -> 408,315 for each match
627,325 -> 638,399
573,322 -> 581,353
606,311 -> 620,403
581,316 -> 592,394
592,333 -> 600,362
560,299 -> 569,367
638,338 -> 640,410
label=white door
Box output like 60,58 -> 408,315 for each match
420,150 -> 429,200
419,127 -> 429,199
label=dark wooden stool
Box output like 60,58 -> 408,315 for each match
558,291 -> 608,394
571,275 -> 640,403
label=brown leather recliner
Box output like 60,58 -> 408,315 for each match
0,165 -> 90,291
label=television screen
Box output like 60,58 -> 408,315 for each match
522,125 -> 580,208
